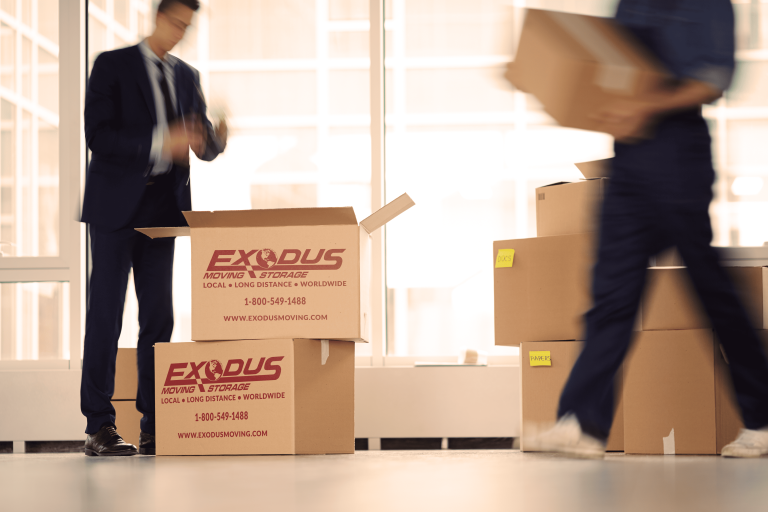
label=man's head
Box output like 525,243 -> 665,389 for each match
152,0 -> 199,54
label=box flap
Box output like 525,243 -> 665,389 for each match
538,181 -> 571,189
183,207 -> 358,228
575,159 -> 612,179
360,193 -> 415,234
135,227 -> 191,239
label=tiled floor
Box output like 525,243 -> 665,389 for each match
1,450 -> 767,511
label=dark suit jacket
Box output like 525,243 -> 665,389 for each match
82,44 -> 223,230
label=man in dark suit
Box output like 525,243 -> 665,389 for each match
81,0 -> 226,456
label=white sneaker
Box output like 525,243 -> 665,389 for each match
721,428 -> 768,458
525,413 -> 606,459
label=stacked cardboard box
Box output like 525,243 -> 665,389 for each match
494,160 -> 624,451
623,268 -> 768,454
112,348 -> 141,447
137,194 -> 414,455
495,158 -> 767,454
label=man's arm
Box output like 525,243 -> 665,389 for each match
189,68 -> 227,162
598,0 -> 735,143
84,52 -> 153,165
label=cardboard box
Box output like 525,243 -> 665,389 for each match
536,178 -> 607,238
506,9 -> 668,133
114,348 -> 138,400
642,267 -> 768,331
154,338 -> 354,455
714,331 -> 768,454
624,329 -> 718,455
113,400 -> 142,447
520,341 -> 623,452
138,194 -> 414,342
494,233 -> 594,346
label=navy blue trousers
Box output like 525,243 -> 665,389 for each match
558,110 -> 768,440
81,177 -> 177,435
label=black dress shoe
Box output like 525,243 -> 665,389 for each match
84,424 -> 138,457
139,431 -> 156,455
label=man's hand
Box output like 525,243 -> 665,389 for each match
166,122 -> 190,164
592,80 -> 722,144
591,98 -> 660,144
185,116 -> 206,158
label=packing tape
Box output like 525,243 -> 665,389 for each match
321,339 -> 330,365
547,11 -> 637,93
663,428 -> 675,455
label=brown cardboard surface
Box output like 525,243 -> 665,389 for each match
190,224 -> 365,341
360,193 -> 415,234
112,400 -> 142,447
575,159 -> 611,179
624,330 -> 717,455
154,339 -> 353,456
494,234 -> 594,346
520,341 -> 623,452
508,9 -> 668,133
293,339 -> 355,454
642,267 -> 767,331
114,348 -> 138,400
536,179 -> 606,237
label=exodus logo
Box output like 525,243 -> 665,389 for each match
206,248 -> 345,278
163,356 -> 284,393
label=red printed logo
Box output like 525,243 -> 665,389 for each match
204,360 -> 223,381
163,356 -> 284,392
206,248 -> 345,277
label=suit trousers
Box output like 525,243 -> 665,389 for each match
81,174 -> 178,435
557,110 -> 768,440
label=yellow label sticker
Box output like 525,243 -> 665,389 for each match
495,249 -> 515,268
529,351 -> 551,367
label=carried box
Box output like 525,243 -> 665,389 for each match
494,233 -> 594,346
520,341 -> 623,452
642,267 -> 768,331
535,160 -> 610,238
138,194 -> 414,342
154,338 -> 354,456
506,9 -> 668,133
114,348 -> 138,400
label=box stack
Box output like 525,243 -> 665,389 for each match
624,268 -> 768,454
137,194 -> 414,456
494,159 -> 623,451
494,165 -> 767,454
112,348 -> 142,448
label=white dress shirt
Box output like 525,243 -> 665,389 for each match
139,39 -> 179,176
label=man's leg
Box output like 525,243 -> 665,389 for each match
557,171 -> 661,441
81,225 -> 134,434
132,235 -> 175,435
672,208 -> 768,431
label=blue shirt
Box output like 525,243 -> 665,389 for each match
615,0 -> 735,91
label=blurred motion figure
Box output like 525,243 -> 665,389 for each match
532,0 -> 768,458
80,0 -> 227,456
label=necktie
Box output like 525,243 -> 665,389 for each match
155,60 -> 176,124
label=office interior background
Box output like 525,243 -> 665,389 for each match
1,0 -> 768,369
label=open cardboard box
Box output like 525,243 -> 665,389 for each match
535,159 -> 611,237
138,194 -> 414,342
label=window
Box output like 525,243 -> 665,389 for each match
0,0 -> 72,363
